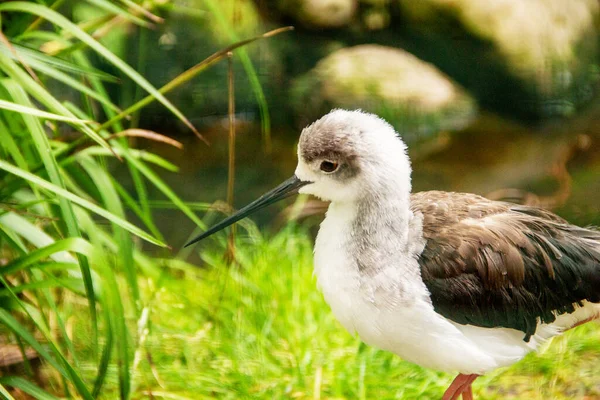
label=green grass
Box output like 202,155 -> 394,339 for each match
1,2 -> 599,399
53,225 -> 600,400
0,1 -> 287,398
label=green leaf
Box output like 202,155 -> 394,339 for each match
0,46 -> 112,152
18,57 -> 122,112
112,176 -> 164,241
0,377 -> 59,400
2,80 -> 99,345
1,41 -> 119,81
121,153 -> 206,232
0,281 -> 93,400
97,264 -> 131,399
0,2 -> 200,137
78,156 -> 139,310
92,306 -> 113,398
0,278 -> 85,297
0,159 -> 166,247
0,98 -> 94,123
0,212 -> 75,262
75,147 -> 179,172
98,26 -> 293,137
0,309 -> 67,377
2,237 -> 90,275
85,0 -> 153,28
0,383 -> 16,400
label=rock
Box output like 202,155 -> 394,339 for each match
397,0 -> 600,118
256,0 -> 358,29
254,0 -> 600,120
297,0 -> 358,28
291,45 -> 477,143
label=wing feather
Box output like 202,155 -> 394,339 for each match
412,191 -> 600,341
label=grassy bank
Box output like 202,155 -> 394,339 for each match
61,226 -> 600,400
1,2 -> 599,399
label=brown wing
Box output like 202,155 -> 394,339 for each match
412,191 -> 600,341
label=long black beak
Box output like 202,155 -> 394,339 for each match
184,175 -> 310,247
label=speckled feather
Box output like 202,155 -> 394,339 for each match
413,191 -> 600,341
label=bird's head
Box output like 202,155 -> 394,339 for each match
185,109 -> 411,246
295,109 -> 411,203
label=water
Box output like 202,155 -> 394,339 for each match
118,100 -> 600,249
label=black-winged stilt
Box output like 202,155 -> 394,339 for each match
186,109 -> 600,399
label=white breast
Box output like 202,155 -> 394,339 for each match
313,202 -> 362,335
312,203 -> 597,375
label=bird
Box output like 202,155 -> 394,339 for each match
185,109 -> 600,399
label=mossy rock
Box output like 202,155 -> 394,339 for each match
291,45 -> 477,144
397,0 -> 600,119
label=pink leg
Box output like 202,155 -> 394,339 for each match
442,374 -> 479,400
462,384 -> 473,400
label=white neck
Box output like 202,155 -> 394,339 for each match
315,172 -> 423,277
313,180 -> 427,337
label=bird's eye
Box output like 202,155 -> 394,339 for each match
320,160 -> 339,173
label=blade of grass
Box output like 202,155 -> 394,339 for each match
0,48 -> 113,152
35,14 -> 114,54
111,177 -> 164,241
0,159 -> 166,246
70,209 -> 131,399
21,59 -> 122,112
37,15 -> 119,59
117,0 -> 164,23
88,218 -> 162,280
204,0 -> 276,151
0,99 -> 94,123
0,30 -> 40,83
1,42 -> 119,82
98,26 -> 293,137
78,156 -> 139,309
0,212 -> 75,262
0,383 -> 16,400
2,237 -> 90,275
0,377 -> 59,400
67,49 -> 160,243
147,200 -> 213,211
0,116 -> 29,169
226,51 -> 236,262
65,146 -> 179,172
0,309 -> 67,379
106,129 -> 183,149
22,0 -> 66,34
85,0 -> 153,28
0,2 -> 202,139
0,221 -> 28,256
3,80 -> 100,352
30,265 -> 83,371
0,278 -> 84,296
92,305 -> 114,398
105,263 -> 130,400
127,22 -> 148,129
120,153 -> 205,233
0,279 -> 94,400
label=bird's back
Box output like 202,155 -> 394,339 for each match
411,191 -> 600,341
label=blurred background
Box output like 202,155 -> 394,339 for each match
117,0 -> 600,246
1,0 -> 600,399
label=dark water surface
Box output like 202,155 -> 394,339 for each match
115,102 -> 600,250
